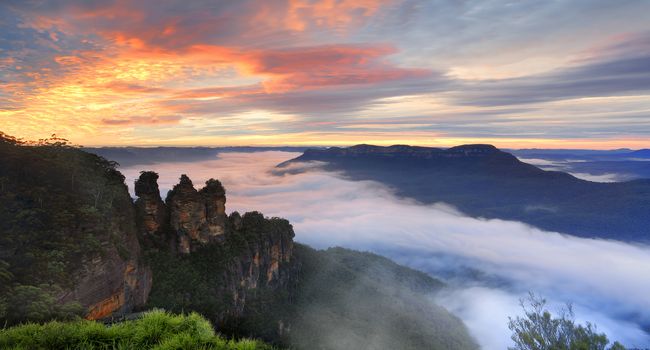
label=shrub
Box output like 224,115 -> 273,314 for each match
508,294 -> 626,350
0,310 -> 275,350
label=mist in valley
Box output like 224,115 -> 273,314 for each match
120,152 -> 650,349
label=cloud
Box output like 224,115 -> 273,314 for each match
2,0 -> 650,147
104,82 -> 169,95
8,0 -> 393,50
456,33 -> 650,106
119,152 -> 650,349
517,157 -> 630,183
247,44 -> 432,91
565,172 -> 625,183
1,1 -> 443,143
101,116 -> 183,126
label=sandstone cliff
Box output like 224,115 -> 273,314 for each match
0,137 -> 151,323
134,171 -> 170,249
55,169 -> 153,321
136,172 -> 295,324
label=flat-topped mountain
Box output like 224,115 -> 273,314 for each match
300,143 -> 503,158
282,144 -> 650,242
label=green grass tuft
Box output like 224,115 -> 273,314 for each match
0,310 -> 275,350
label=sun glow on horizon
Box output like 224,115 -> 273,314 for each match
1,1 -> 649,149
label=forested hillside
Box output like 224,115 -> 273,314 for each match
0,132 -> 150,324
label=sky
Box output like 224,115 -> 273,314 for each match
1,0 -> 650,148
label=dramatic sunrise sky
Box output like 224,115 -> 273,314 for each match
1,0 -> 650,148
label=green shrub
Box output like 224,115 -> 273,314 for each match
508,294 -> 626,350
0,310 -> 275,350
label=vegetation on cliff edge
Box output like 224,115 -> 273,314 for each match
148,240 -> 479,350
0,132 -> 138,324
0,310 -> 274,350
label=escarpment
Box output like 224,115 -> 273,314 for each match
0,138 -> 151,323
0,134 -> 295,325
59,184 -> 152,321
135,172 -> 295,324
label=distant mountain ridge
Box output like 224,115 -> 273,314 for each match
281,144 -> 650,242
629,149 -> 650,158
86,146 -> 312,167
510,148 -> 650,160
509,147 -> 650,181
301,143 -> 503,158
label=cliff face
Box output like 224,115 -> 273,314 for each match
60,173 -> 152,321
200,179 -> 228,240
134,171 -> 169,248
136,172 -> 295,323
219,211 -> 294,319
164,175 -> 228,253
0,138 -> 151,323
1,134 -> 294,325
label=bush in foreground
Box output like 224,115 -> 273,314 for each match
0,310 -> 275,350
509,294 -> 625,350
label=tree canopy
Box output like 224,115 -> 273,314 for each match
508,294 -> 625,350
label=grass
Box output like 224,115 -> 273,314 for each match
0,310 -> 275,350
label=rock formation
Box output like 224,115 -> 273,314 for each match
200,178 -> 227,239
134,171 -> 169,248
166,175 -> 207,253
75,171 -> 293,321
163,174 -> 228,253
135,172 -> 295,324
0,130 -> 295,325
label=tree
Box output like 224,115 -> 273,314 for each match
508,293 -> 625,350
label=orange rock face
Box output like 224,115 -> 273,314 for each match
57,172 -> 153,321
86,291 -> 125,320
166,175 -> 228,252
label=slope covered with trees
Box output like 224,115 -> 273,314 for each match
0,132 -> 150,324
148,243 -> 479,350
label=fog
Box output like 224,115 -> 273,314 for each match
121,152 -> 650,349
518,157 -> 626,182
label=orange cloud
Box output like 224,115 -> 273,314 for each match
239,44 -> 431,92
101,116 -> 183,126
158,43 -> 429,93
18,0 -> 392,52
104,82 -> 170,94
274,0 -> 391,32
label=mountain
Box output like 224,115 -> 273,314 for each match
85,146 -> 311,167
281,144 -> 650,242
0,133 -> 477,350
511,148 -> 650,160
629,149 -> 650,159
509,147 -> 650,180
